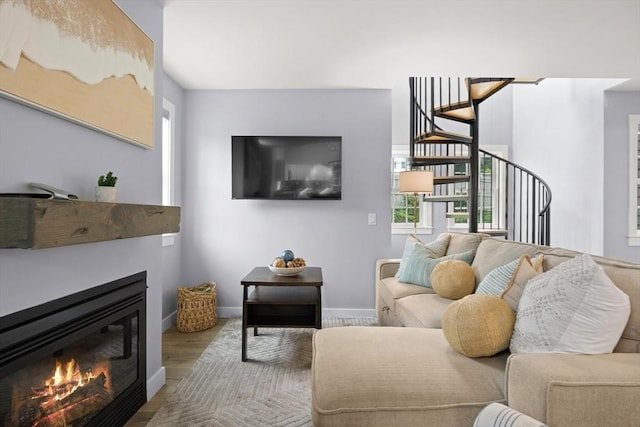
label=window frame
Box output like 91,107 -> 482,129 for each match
391,146 -> 433,235
628,114 -> 640,246
162,98 -> 176,246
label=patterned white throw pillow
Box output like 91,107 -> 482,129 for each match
510,254 -> 630,354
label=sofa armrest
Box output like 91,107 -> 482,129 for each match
505,353 -> 640,427
376,258 -> 400,282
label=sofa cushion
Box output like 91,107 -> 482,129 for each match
510,254 -> 631,354
395,293 -> 452,328
432,259 -> 476,300
396,234 -> 450,278
471,238 -> 542,285
399,247 -> 474,287
378,276 -> 436,301
443,294 -> 515,357
473,403 -> 547,427
442,232 -> 487,256
312,327 -> 509,427
376,277 -> 435,327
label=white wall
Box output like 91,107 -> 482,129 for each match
0,0 -> 167,399
182,89 -> 392,316
512,79 -> 622,254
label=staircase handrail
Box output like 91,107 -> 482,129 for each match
478,148 -> 553,216
411,93 -> 442,131
479,148 -> 552,245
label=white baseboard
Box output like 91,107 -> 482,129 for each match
147,366 -> 166,400
162,310 -> 177,332
217,306 -> 375,318
218,307 -> 242,318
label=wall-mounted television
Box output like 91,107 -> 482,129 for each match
232,136 -> 342,200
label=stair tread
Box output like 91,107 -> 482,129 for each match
454,227 -> 509,236
434,175 -> 470,184
424,194 -> 469,202
467,78 -> 513,101
434,101 -> 475,122
413,156 -> 470,166
446,212 -> 469,218
512,77 -> 544,85
415,130 -> 472,144
434,175 -> 470,180
415,156 -> 470,162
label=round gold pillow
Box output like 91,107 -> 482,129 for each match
442,294 -> 515,357
431,259 -> 475,300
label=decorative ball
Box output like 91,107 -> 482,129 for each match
272,257 -> 286,268
442,294 -> 515,358
281,250 -> 295,262
431,260 -> 476,300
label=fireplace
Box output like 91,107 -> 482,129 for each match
0,272 -> 147,426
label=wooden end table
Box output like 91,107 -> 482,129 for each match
241,266 -> 323,361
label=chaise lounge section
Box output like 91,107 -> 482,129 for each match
311,233 -> 640,426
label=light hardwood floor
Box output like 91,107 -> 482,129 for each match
125,318 -> 229,426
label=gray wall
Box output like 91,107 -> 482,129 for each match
604,91 -> 640,262
0,0 -> 168,399
181,89 -> 392,316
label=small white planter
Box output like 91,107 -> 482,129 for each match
95,186 -> 117,202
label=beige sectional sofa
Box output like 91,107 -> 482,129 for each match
311,233 -> 640,426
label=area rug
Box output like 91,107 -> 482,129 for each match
147,317 -> 377,427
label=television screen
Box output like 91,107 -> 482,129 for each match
232,136 -> 342,200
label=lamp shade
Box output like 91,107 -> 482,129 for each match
399,170 -> 434,194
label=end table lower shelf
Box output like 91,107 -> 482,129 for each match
241,267 -> 323,361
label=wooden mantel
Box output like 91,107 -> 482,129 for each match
0,197 -> 181,249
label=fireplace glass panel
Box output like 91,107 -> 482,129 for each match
0,314 -> 139,426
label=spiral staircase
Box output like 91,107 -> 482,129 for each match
409,77 -> 552,245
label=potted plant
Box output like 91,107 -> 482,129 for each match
95,171 -> 118,202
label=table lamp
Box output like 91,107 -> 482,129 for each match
399,170 -> 434,233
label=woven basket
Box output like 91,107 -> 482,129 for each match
176,282 -> 217,333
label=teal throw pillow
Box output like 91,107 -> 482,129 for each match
476,254 -> 543,296
475,258 -> 520,296
396,235 -> 450,278
399,247 -> 474,287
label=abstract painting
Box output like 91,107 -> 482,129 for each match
0,0 -> 155,148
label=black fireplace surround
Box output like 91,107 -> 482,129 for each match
0,272 -> 147,426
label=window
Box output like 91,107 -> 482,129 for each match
162,98 -> 176,246
448,145 -> 507,231
391,147 -> 432,235
628,115 -> 640,246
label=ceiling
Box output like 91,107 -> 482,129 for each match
163,0 -> 640,90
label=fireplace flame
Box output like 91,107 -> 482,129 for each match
32,358 -> 111,410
